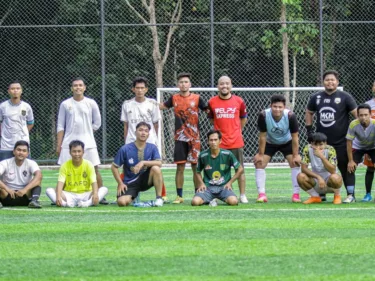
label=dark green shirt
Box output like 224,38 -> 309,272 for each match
197,149 -> 240,186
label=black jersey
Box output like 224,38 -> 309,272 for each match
307,90 -> 357,146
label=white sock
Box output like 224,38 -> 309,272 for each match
255,169 -> 266,194
291,167 -> 300,194
307,188 -> 320,197
85,186 -> 109,207
334,188 -> 341,195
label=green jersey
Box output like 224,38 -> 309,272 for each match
197,148 -> 240,186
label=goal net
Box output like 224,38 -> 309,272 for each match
157,87 -> 343,165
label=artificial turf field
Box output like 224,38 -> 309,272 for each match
1,167 -> 375,281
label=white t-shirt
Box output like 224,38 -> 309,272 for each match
0,100 -> 34,150
121,97 -> 161,146
0,157 -> 40,190
57,97 -> 101,149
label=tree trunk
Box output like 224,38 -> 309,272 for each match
281,1 -> 291,108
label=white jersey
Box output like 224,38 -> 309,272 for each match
0,157 -> 40,190
57,97 -> 101,149
0,100 -> 34,150
121,97 -> 160,146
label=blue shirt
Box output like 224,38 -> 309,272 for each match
113,142 -> 161,184
265,108 -> 292,144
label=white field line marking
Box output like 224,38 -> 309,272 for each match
2,207 -> 375,213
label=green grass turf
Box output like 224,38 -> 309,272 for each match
1,167 -> 375,280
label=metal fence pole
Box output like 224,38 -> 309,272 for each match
319,0 -> 324,83
100,0 -> 107,162
210,0 -> 215,87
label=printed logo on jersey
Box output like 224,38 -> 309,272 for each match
214,107 -> 236,119
324,99 -> 330,103
271,127 -> 285,135
205,165 -> 212,170
190,101 -> 196,108
22,170 -> 27,177
334,98 -> 341,104
21,110 -> 26,116
209,171 -> 225,185
129,158 -> 134,164
319,106 -> 336,127
316,95 -> 321,105
220,164 -> 226,170
82,172 -> 87,178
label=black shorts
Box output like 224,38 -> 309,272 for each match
264,141 -> 293,158
118,169 -> 153,199
174,140 -> 200,164
353,149 -> 375,164
0,194 -> 30,206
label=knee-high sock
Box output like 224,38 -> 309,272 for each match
291,167 -> 300,194
365,168 -> 374,194
255,169 -> 266,194
31,186 -> 41,201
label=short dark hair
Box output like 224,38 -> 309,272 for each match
357,103 -> 371,114
207,129 -> 222,140
14,140 -> 29,151
71,77 -> 86,86
270,94 -> 286,105
177,72 -> 192,81
136,121 -> 151,130
69,140 -> 85,151
8,80 -> 22,89
311,132 -> 327,143
132,77 -> 149,88
323,70 -> 339,80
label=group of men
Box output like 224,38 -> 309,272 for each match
1,69 -> 374,208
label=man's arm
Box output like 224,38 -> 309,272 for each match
258,132 -> 267,156
56,130 -> 64,156
305,109 -> 314,126
0,180 -> 15,198
123,122 -> 128,142
56,103 -> 66,156
224,165 -> 244,189
153,122 -> 159,137
240,118 -> 247,130
111,163 -> 127,197
350,108 -> 358,118
27,124 -> 34,132
301,163 -> 321,180
91,101 -> 101,131
291,133 -> 301,166
133,160 -> 162,174
195,172 -> 206,192
55,181 -> 65,207
91,181 -> 99,205
347,139 -> 357,173
15,170 -> 42,197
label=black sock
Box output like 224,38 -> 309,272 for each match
31,186 -> 41,201
177,188 -> 183,197
365,168 -> 374,194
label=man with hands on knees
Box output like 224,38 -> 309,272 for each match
111,122 -> 164,207
191,129 -> 243,206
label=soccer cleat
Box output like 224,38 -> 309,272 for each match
240,194 -> 249,204
154,198 -> 163,207
343,195 -> 356,204
361,193 -> 372,202
320,194 -> 327,202
28,200 -> 42,209
162,196 -> 170,204
333,194 -> 342,204
172,196 -> 184,204
292,193 -> 301,203
303,196 -> 322,204
99,197 -> 110,205
256,193 -> 268,203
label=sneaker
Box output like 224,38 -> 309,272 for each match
162,196 -> 170,204
292,193 -> 301,203
303,196 -> 322,204
320,194 -> 327,202
256,193 -> 268,203
28,200 -> 42,209
240,194 -> 248,204
343,195 -> 356,204
154,198 -> 163,207
172,196 -> 184,204
209,198 -> 218,207
333,194 -> 342,204
99,197 -> 109,205
361,193 -> 372,202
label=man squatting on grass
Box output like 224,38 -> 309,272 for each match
0,141 -> 42,209
111,122 -> 164,207
298,132 -> 342,204
191,129 -> 243,206
46,140 -> 108,207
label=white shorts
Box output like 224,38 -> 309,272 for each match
63,190 -> 93,207
313,172 -> 335,194
58,148 -> 101,166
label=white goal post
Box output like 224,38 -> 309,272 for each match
157,87 -> 343,165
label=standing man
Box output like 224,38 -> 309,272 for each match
253,94 -> 301,203
111,122 -> 164,207
191,129 -> 243,206
160,73 -> 207,204
346,104 -> 375,202
0,81 -> 34,161
305,70 -> 357,203
56,78 -> 108,204
207,76 -> 248,203
121,76 -> 167,201
46,140 -> 108,207
0,141 -> 42,208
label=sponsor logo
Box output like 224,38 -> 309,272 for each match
319,106 -> 336,127
323,99 -> 330,103
129,158 -> 134,164
205,165 -> 212,170
220,164 -> 226,170
214,107 -> 236,119
316,95 -> 321,105
334,98 -> 341,104
271,127 -> 285,135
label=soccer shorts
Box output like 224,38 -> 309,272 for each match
174,139 -> 200,164
58,147 -> 101,166
63,190 -> 93,207
264,140 -> 293,158
228,148 -> 244,165
312,172 -> 336,194
194,185 -> 237,204
352,148 -> 375,165
118,169 -> 153,199
0,193 -> 30,206
363,154 -> 374,167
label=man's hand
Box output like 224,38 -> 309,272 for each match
253,154 -> 264,166
92,193 -> 99,206
317,175 -> 327,189
197,185 -> 207,192
292,155 -> 301,166
56,196 -> 63,207
312,147 -> 324,159
15,189 -> 26,198
348,160 -> 357,173
117,183 -> 128,197
223,183 -> 233,190
133,161 -> 144,174
6,188 -> 16,199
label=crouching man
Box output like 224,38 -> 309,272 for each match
0,141 -> 42,208
46,140 -> 108,207
297,133 -> 342,204
191,129 -> 243,206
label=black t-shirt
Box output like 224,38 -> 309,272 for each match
307,90 -> 357,146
